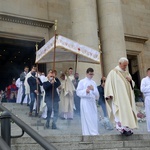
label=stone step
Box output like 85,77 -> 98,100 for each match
11,135 -> 150,150
1,103 -> 149,150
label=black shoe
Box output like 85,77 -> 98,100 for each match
20,102 -> 23,105
52,123 -> 57,129
45,121 -> 50,129
122,130 -> 133,136
35,113 -> 38,117
27,103 -> 30,106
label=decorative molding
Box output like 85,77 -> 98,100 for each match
0,31 -> 44,42
125,34 -> 148,43
0,12 -> 54,28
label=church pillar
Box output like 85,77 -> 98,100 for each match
97,0 -> 126,75
70,0 -> 99,50
70,0 -> 101,82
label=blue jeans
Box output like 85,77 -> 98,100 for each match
46,100 -> 59,124
29,92 -> 41,114
99,99 -> 107,117
74,92 -> 80,114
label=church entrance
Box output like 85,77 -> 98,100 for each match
127,55 -> 140,88
127,55 -> 143,102
0,37 -> 45,90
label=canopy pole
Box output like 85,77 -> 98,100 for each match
51,20 -> 58,111
100,50 -> 104,77
75,54 -> 78,73
35,43 -> 39,114
53,20 -> 57,71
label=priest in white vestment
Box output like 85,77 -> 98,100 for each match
59,73 -> 75,119
140,68 -> 150,132
76,68 -> 99,136
104,57 -> 138,136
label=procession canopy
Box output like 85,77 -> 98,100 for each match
35,35 -> 100,64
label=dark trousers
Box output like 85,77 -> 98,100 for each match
46,100 -> 59,124
21,84 -> 25,104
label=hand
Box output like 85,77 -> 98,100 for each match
34,90 -> 39,95
50,79 -> 55,84
106,96 -> 113,100
126,76 -> 131,82
87,85 -> 94,91
86,88 -> 90,93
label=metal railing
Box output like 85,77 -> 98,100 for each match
0,104 -> 57,150
0,137 -> 11,150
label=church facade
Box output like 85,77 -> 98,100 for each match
0,0 -> 149,87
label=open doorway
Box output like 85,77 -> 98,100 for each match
0,37 -> 45,90
127,55 -> 140,89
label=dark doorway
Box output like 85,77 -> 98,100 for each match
127,55 -> 140,89
0,37 -> 45,90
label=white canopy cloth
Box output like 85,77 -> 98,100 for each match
35,35 -> 100,64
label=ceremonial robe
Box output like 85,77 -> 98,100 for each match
104,66 -> 138,130
140,76 -> 150,132
76,77 -> 99,135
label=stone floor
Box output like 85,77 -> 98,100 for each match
0,103 -> 148,138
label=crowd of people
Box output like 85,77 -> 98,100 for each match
0,57 -> 149,137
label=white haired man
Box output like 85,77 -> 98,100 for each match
104,57 -> 138,136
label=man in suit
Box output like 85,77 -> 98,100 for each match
43,69 -> 61,129
28,70 -> 42,117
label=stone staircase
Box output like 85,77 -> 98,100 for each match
1,103 -> 150,150
11,134 -> 150,150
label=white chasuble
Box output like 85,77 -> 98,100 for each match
105,66 -> 138,129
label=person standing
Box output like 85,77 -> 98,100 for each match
24,66 -> 37,106
16,77 -> 23,103
140,68 -> 150,132
28,70 -> 42,117
20,66 -> 29,105
43,70 -> 61,129
59,73 -> 75,119
97,77 -> 107,118
68,67 -> 74,81
97,77 -> 113,130
76,68 -> 99,135
72,73 -> 80,115
104,57 -> 138,136
7,79 -> 18,103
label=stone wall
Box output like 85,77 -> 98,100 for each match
0,0 -> 150,82
121,0 -> 150,78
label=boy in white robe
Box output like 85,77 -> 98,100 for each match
76,68 -> 99,135
140,68 -> 150,132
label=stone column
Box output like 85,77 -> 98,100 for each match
70,0 -> 99,50
97,0 -> 126,75
70,0 -> 101,82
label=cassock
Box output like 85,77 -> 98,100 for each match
16,78 -> 27,103
76,77 -> 99,135
140,76 -> 150,132
104,66 -> 138,132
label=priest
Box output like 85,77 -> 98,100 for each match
104,57 -> 138,136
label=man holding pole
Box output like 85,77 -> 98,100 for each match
43,69 -> 61,129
